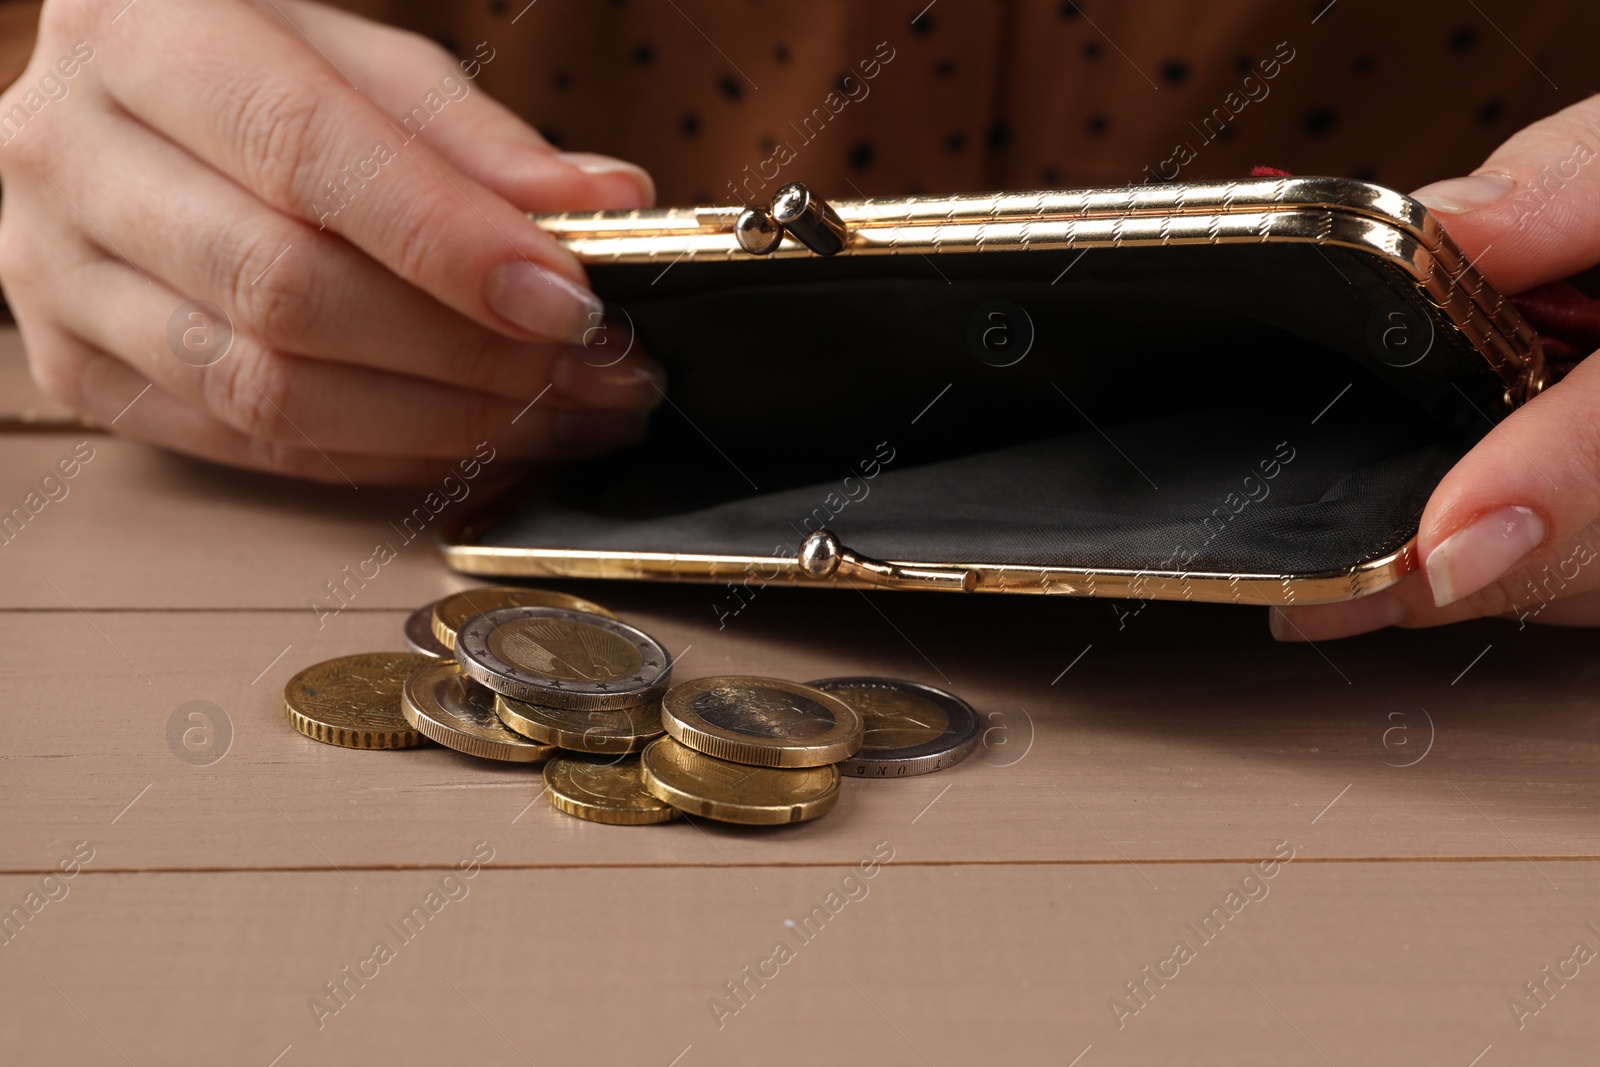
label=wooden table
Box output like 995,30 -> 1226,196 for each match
2,326 -> 1596,1066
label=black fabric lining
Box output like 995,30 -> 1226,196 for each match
484,242 -> 1493,577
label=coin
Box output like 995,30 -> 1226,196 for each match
431,586 -> 615,651
455,607 -> 671,710
284,652 -> 434,749
640,737 -> 841,825
402,661 -> 557,763
543,753 -> 681,825
659,676 -> 863,768
495,694 -> 664,754
404,602 -> 452,659
806,677 -> 981,778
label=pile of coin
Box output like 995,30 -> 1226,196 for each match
283,587 -> 982,827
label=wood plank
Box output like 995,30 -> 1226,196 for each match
3,607 -> 1596,869
0,863 -> 1593,1065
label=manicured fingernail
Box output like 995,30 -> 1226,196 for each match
485,261 -> 603,344
1410,173 -> 1515,214
552,347 -> 666,410
1424,505 -> 1546,607
1270,593 -> 1406,642
553,409 -> 648,451
555,152 -> 656,208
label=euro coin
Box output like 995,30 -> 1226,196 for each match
431,586 -> 615,651
659,676 -> 862,768
543,753 -> 680,825
455,607 -> 671,711
404,601 -> 452,659
494,694 -> 664,754
284,652 -> 434,749
807,677 -> 981,778
640,737 -> 841,825
402,661 -> 557,763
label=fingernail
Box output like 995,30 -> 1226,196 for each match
485,261 -> 603,344
1270,593 -> 1406,642
552,346 -> 666,410
1410,173 -> 1515,214
555,152 -> 656,209
1425,505 -> 1546,607
553,409 -> 648,451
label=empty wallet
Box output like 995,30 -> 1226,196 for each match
440,177 -> 1546,607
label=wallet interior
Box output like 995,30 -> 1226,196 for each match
479,241 -> 1505,584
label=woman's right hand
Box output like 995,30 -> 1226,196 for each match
0,0 -> 664,484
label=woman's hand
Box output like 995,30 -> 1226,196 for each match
1275,95 -> 1600,639
0,0 -> 664,484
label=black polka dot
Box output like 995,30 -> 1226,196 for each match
1160,60 -> 1190,86
911,11 -> 934,35
1353,55 -> 1374,73
1478,98 -> 1504,124
986,121 -> 1012,151
551,70 -> 572,91
681,112 -> 701,138
1214,125 -> 1236,142
1041,167 -> 1062,185
1236,55 -> 1253,73
1086,114 -> 1109,135
848,141 -> 875,170
1353,166 -> 1378,181
934,58 -> 956,77
692,191 -> 712,204
544,129 -> 564,149
1058,1 -> 1082,18
632,43 -> 654,66
907,183 -> 927,196
1082,41 -> 1102,60
1303,107 -> 1337,136
759,135 -> 777,153
434,34 -> 458,54
773,44 -> 791,64
945,131 -> 967,153
1450,26 -> 1477,52
488,0 -> 506,14
718,75 -> 743,100
835,72 -> 858,94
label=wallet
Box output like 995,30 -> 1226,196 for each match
440,177 -> 1546,607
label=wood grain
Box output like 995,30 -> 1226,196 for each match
2,327 -> 1597,1063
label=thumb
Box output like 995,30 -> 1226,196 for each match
1411,94 -> 1600,294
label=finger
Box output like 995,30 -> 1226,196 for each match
42,252 -> 650,460
99,0 -> 600,344
46,103 -> 662,408
1411,95 -> 1600,293
17,316 -> 487,486
1273,356 -> 1600,639
276,0 -> 655,211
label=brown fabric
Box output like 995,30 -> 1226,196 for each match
339,0 -> 1600,204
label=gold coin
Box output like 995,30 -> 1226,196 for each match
402,661 -> 557,763
659,676 -> 863,768
284,652 -> 434,749
543,754 -> 680,825
494,694 -> 664,754
431,586 -> 615,650
640,737 -> 841,825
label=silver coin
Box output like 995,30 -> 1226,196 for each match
404,602 -> 451,659
455,606 -> 671,711
805,677 -> 981,778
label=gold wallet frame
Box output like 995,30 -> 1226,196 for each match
440,177 -> 1546,607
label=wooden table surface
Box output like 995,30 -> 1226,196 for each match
1,326 -> 1596,1066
